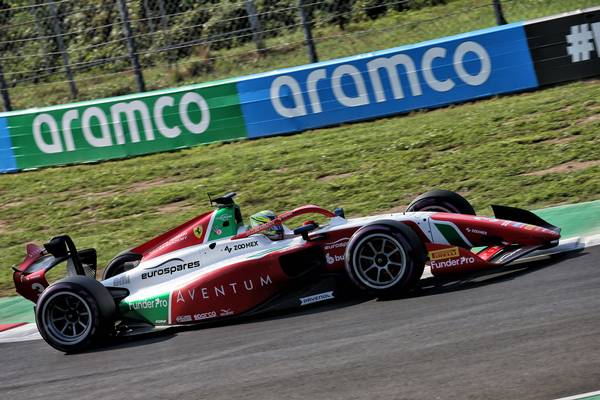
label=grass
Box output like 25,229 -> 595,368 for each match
7,0 -> 597,110
0,78 -> 599,295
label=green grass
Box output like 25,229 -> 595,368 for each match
1,79 -> 599,295
8,0 -> 597,110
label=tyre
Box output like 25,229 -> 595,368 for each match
345,222 -> 426,296
406,189 -> 475,215
102,251 -> 141,280
36,276 -> 115,352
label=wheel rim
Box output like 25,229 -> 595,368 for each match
41,291 -> 92,346
352,234 -> 407,289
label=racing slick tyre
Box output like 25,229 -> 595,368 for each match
36,276 -> 116,353
102,251 -> 142,280
345,222 -> 426,296
406,189 -> 475,215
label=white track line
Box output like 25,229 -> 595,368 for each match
2,233 -> 600,344
553,389 -> 600,400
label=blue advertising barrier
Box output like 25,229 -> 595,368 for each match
237,23 -> 539,138
0,117 -> 16,172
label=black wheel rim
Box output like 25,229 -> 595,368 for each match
42,292 -> 92,346
353,234 -> 407,289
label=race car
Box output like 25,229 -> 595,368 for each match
12,190 -> 561,352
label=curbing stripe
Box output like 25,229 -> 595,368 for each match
0,323 -> 40,343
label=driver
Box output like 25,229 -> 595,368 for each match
248,210 -> 284,241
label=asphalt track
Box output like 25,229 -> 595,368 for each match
1,246 -> 599,400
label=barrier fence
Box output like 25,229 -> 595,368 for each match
0,5 -> 599,172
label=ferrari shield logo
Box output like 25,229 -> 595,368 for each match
193,225 -> 203,239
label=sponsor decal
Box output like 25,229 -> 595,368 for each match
194,311 -> 217,321
466,227 -> 487,235
525,9 -> 600,86
300,291 -> 335,306
323,238 -> 349,250
176,274 -> 273,303
153,234 -> 189,253
155,320 -> 167,324
220,309 -> 234,316
223,240 -> 259,253
473,216 -> 502,223
325,253 -> 344,265
213,228 -> 223,235
430,256 -> 476,269
238,26 -> 537,139
128,297 -> 168,311
193,225 -> 204,239
112,274 -> 131,287
141,258 -> 201,280
217,213 -> 231,222
428,247 -> 460,261
176,315 -> 192,323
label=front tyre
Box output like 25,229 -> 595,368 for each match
345,223 -> 425,296
406,189 -> 475,215
36,276 -> 115,353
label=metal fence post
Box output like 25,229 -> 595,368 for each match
244,0 -> 265,53
298,0 -> 318,63
48,1 -> 77,99
117,0 -> 146,92
157,0 -> 176,66
492,0 -> 508,25
0,61 -> 11,112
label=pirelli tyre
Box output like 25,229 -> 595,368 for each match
406,189 -> 475,215
36,276 -> 115,353
345,222 -> 426,296
102,250 -> 142,280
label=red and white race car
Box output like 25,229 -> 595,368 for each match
13,190 -> 560,352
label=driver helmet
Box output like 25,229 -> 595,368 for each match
249,210 -> 284,240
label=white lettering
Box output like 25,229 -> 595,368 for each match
61,110 -> 79,151
243,279 -> 253,291
201,287 -> 209,299
307,69 -> 327,113
177,291 -> 185,303
188,288 -> 195,301
154,96 -> 181,138
229,282 -> 238,294
367,54 -> 422,102
270,75 -> 307,117
33,114 -> 62,154
111,100 -> 155,144
454,41 -> 491,86
422,47 -> 455,92
179,92 -> 210,134
260,275 -> 272,286
332,64 -> 369,107
214,285 -> 225,297
82,107 -> 112,147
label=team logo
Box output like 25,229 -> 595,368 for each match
428,247 -> 460,261
193,225 -> 204,239
300,292 -> 334,306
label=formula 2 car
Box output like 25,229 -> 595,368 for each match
12,190 -> 560,352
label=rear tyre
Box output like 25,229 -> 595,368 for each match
345,222 -> 426,296
406,189 -> 475,215
102,251 -> 141,280
36,276 -> 115,353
